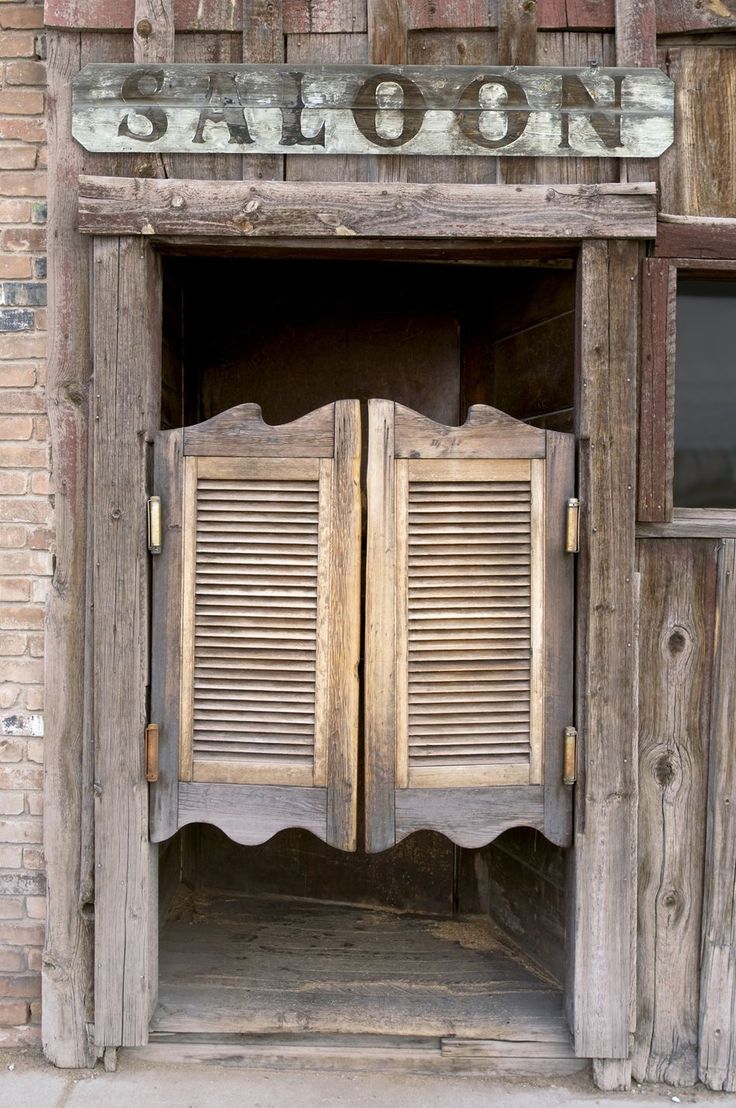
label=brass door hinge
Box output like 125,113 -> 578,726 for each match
147,495 -> 162,554
145,723 -> 159,783
565,497 -> 580,554
563,726 -> 577,786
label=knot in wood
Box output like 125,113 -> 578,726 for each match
136,18 -> 153,37
668,629 -> 687,655
661,887 -> 682,913
522,0 -> 537,11
110,507 -> 122,521
653,752 -> 676,788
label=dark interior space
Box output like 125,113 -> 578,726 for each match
155,251 -> 576,1045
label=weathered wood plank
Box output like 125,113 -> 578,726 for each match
637,258 -> 675,523
177,782 -> 327,844
243,0 -> 284,181
658,48 -> 736,218
656,0 -> 736,34
46,0 -> 244,31
365,399 -> 397,852
133,0 -> 173,65
638,510 -> 736,540
77,176 -> 658,240
285,33 -> 378,183
498,0 -> 537,185
42,28 -> 96,1071
182,401 -> 335,457
633,539 -> 717,1085
614,0 -> 656,185
407,0 -> 495,29
537,0 -> 615,27
395,786 -> 546,847
655,216 -> 736,261
93,237 -> 161,1047
325,401 -> 362,851
71,63 -> 675,159
283,0 -> 368,33
573,240 -> 639,1066
699,538 -> 736,1092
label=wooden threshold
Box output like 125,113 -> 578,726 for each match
128,1031 -> 588,1077
77,177 -> 657,241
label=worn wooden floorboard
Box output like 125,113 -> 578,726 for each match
153,893 -> 568,1041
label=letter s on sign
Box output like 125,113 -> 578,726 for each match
456,76 -> 530,149
118,69 -> 168,143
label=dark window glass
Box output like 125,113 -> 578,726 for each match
674,279 -> 736,509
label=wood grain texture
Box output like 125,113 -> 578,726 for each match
655,216 -> 736,261
633,540 -> 717,1086
395,786 -> 548,847
395,402 -> 547,458
407,0 -> 494,28
368,0 -> 408,182
183,402 -> 335,457
177,782 -> 327,844
365,400 -> 397,852
656,0 -> 736,34
498,0 -> 537,185
614,0 -> 656,185
325,401 -> 362,850
46,0 -> 244,30
573,240 -> 639,1064
42,28 -> 96,1070
285,33 -> 378,183
537,0 -> 615,27
77,176 -> 659,239
659,48 -> 736,218
242,0 -> 285,181
637,510 -> 736,540
284,0 -> 368,32
637,258 -> 675,523
92,237 -> 161,1047
133,0 -> 174,64
149,430 -> 183,842
699,539 -> 736,1092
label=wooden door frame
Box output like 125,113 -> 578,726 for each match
44,177 -> 647,1071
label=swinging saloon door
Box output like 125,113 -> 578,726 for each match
365,402 -> 576,852
149,401 -> 362,852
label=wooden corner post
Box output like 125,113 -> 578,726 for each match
572,240 -> 640,1088
92,236 -> 162,1048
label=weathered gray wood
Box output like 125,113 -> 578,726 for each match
325,402 -> 362,851
149,430 -> 183,842
395,402 -> 547,458
77,176 -> 658,239
177,783 -> 328,844
365,399 -> 397,852
42,28 -> 97,1071
573,240 -> 639,1066
71,62 -> 674,158
498,0 -> 537,185
637,258 -> 675,524
133,0 -> 174,65
242,0 -> 284,181
633,540 -> 717,1086
593,1058 -> 632,1090
543,431 -> 575,846
395,786 -> 546,847
637,511 -> 736,540
93,237 -> 161,1047
699,538 -> 736,1092
284,0 -> 368,33
614,0 -> 656,185
183,401 -> 335,457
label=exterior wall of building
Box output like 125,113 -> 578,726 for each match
0,0 -> 48,1048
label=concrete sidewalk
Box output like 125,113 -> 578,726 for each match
0,1051 -> 733,1108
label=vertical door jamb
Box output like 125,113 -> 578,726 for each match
92,235 -> 162,1048
571,239 -> 640,1083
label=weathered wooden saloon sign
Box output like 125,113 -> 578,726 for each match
72,64 -> 674,157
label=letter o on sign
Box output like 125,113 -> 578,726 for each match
352,73 -> 427,148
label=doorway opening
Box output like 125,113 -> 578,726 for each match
153,250 -> 579,1067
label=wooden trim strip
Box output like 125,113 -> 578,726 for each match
637,257 -> 675,523
77,177 -> 658,241
637,510 -> 736,539
178,457 -> 197,784
655,216 -> 736,261
528,457 -> 545,786
177,781 -> 327,846
395,785 -> 547,848
394,460 -> 409,791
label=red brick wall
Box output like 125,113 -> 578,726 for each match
0,0 -> 48,1048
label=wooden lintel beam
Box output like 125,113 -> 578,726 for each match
655,216 -> 736,260
77,177 -> 657,240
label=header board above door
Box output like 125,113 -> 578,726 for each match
71,63 -> 674,158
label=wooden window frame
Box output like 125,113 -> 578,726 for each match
638,217 -> 736,534
45,177 -> 643,1071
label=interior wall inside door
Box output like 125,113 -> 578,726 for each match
160,251 -> 576,974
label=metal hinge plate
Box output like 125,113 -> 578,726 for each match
563,726 -> 577,786
145,723 -> 159,783
566,497 -> 580,554
147,495 -> 162,554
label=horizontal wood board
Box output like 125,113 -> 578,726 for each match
72,63 -> 674,157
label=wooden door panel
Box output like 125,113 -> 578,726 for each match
366,401 -> 575,853
150,401 -> 361,851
